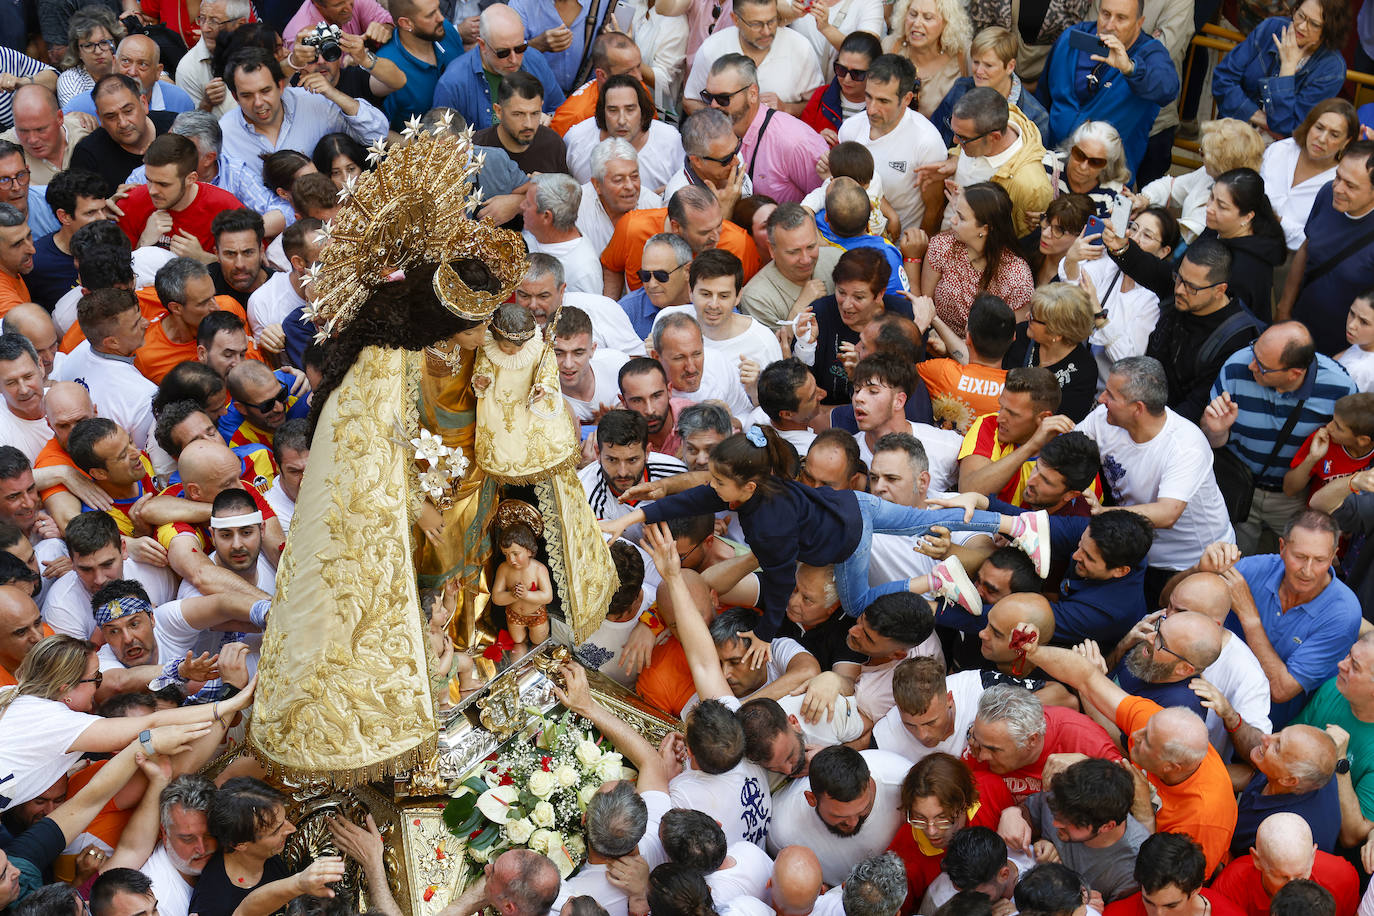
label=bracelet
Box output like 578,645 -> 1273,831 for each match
1353,478 -> 1360,493
638,608 -> 665,635
1223,715 -> 1242,734
903,257 -> 922,264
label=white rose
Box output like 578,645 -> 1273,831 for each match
595,753 -> 625,782
553,763 -> 580,788
531,801 -> 556,828
470,843 -> 493,863
504,817 -> 535,845
528,770 -> 557,798
529,829 -> 559,856
577,784 -> 598,811
575,741 -> 603,766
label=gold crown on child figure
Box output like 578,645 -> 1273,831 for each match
301,116 -> 530,338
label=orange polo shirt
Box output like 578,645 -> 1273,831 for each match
59,287 -> 169,354
601,208 -> 761,291
133,295 -> 259,383
0,272 -> 29,316
551,79 -> 598,135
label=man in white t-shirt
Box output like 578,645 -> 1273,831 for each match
245,218 -> 321,337
521,174 -> 604,297
102,774 -> 218,916
677,606 -> 823,721
659,808 -> 774,902
262,418 -> 307,535
0,334 -> 53,461
554,307 -> 630,424
580,410 -> 688,543
766,746 -> 909,886
518,254 -> 646,357
834,54 -> 946,235
683,0 -> 822,116
851,354 -> 961,492
175,488 -> 277,600
547,660 -> 674,915
757,358 -> 822,456
650,312 -> 753,419
845,591 -> 944,726
576,140 -> 662,255
43,511 -> 176,640
52,289 -> 156,451
919,826 -> 1035,915
1077,356 -> 1235,579
872,657 -> 981,763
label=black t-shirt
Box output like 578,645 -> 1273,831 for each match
776,607 -> 865,670
189,852 -> 291,916
69,109 -> 178,190
208,261 -> 276,309
294,66 -> 382,112
472,124 -> 569,176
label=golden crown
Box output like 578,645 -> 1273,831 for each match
301,116 -> 530,339
493,498 -> 543,538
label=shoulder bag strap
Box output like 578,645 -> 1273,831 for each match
1255,396 -> 1308,480
1303,224 -> 1374,288
747,107 -> 777,180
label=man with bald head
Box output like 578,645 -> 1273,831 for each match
0,584 -> 46,685
66,36 -> 195,116
1203,320 -> 1357,553
1017,623 -> 1237,875
801,431 -> 866,492
816,178 -> 907,298
221,359 -> 306,449
1,85 -> 91,185
33,381 -> 112,530
1211,813 -> 1358,916
769,846 -> 832,916
1,304 -> 58,380
431,3 -> 565,132
1109,611 -> 1221,720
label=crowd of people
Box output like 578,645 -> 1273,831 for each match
0,0 -> 1371,914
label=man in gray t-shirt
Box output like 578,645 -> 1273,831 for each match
1015,757 -> 1151,903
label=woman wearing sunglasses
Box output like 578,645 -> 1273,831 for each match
887,753 -> 1012,916
800,31 -> 883,143
1039,120 -> 1129,221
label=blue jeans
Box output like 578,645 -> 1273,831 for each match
835,492 -> 1005,618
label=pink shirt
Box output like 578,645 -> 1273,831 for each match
686,0 -> 734,58
283,0 -> 393,49
739,104 -> 828,205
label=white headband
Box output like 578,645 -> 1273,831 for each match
210,511 -> 264,529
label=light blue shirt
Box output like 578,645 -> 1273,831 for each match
218,86 -> 388,164
125,155 -> 292,224
507,0 -> 592,94
26,185 -> 58,238
65,81 -> 195,117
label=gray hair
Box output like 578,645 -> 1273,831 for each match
531,173 -> 582,231
1109,356 -> 1167,416
1063,121 -> 1131,186
951,86 -> 1009,136
0,203 -> 25,229
765,202 -> 816,242
708,52 -> 757,87
644,232 -> 692,266
585,781 -> 648,857
220,0 -> 251,18
872,432 -> 928,478
590,137 -> 639,182
154,257 -> 211,306
680,107 -> 735,158
841,853 -> 908,916
526,251 -> 564,286
677,402 -> 732,439
0,331 -> 39,367
170,109 -> 223,157
976,684 -> 1045,744
650,311 -> 701,354
159,774 -> 217,831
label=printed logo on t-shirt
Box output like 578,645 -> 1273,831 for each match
739,776 -> 770,845
888,161 -> 907,173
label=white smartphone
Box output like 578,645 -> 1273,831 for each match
1111,194 -> 1131,237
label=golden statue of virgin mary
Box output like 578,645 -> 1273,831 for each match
246,122 -> 617,788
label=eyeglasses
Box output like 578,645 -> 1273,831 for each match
1040,218 -> 1067,239
1152,617 -> 1196,669
699,85 -> 749,107
1172,270 -> 1224,295
76,671 -> 103,688
1292,7 -> 1322,31
947,120 -> 993,147
244,383 -> 289,413
1069,145 -> 1107,169
737,15 -> 778,30
195,13 -> 244,27
907,813 -> 956,831
490,42 -> 528,59
696,138 -> 742,167
637,262 -> 689,284
78,38 -> 116,54
834,63 -> 868,82
1248,344 -> 1288,376
0,170 -> 31,189
1127,220 -> 1159,244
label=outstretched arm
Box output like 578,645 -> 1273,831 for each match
1017,625 -> 1128,722
642,522 -> 733,702
553,660 -> 669,794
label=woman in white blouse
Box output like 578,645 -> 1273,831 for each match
630,1 -> 689,117
1260,98 -> 1358,251
786,0 -> 888,79
564,74 -> 684,197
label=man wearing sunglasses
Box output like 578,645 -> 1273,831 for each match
940,88 -> 1050,239
663,108 -> 753,218
221,359 -> 307,450
683,0 -> 822,119
432,3 -> 565,132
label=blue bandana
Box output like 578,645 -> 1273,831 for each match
94,595 -> 151,627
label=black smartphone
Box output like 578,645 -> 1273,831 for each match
1067,29 -> 1106,55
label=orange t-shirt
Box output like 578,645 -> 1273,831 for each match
35,437 -> 78,500
602,208 -> 761,291
1116,695 -> 1237,876
59,287 -> 169,355
0,271 -> 30,316
917,360 -> 1008,434
133,295 -> 259,384
634,636 -> 696,717
0,622 -> 55,686
551,80 -> 598,135
65,760 -> 135,850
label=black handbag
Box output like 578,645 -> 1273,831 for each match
1212,397 -> 1306,523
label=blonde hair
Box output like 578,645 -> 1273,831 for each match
970,26 -> 1018,64
887,0 -> 973,59
1199,119 -> 1265,174
1030,283 -> 1099,343
0,635 -> 96,720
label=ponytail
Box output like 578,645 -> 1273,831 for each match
709,425 -> 797,492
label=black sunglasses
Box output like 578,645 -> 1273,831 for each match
699,85 -> 749,107
245,383 -> 289,413
638,262 -> 689,284
834,63 -> 867,81
77,671 -> 103,688
491,42 -> 528,58
696,138 -> 742,167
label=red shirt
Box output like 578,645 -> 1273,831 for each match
1289,429 -> 1374,496
1104,889 -> 1247,916
1209,852 -> 1358,916
965,704 -> 1121,802
116,182 -> 245,254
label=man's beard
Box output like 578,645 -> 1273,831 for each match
822,812 -> 868,837
1124,644 -> 1179,683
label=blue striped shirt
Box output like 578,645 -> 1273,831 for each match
1210,349 -> 1355,489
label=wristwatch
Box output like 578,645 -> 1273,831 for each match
138,728 -> 156,756
1337,757 -> 1352,775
